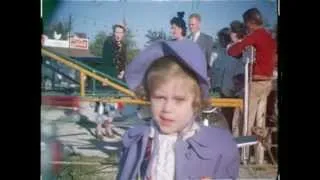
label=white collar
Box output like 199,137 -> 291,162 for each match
191,31 -> 201,42
149,119 -> 200,141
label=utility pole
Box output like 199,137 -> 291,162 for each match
68,14 -> 72,51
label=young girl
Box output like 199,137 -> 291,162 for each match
117,40 -> 240,180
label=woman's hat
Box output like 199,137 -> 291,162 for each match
125,39 -> 209,98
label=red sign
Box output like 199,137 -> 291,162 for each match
70,38 -> 89,50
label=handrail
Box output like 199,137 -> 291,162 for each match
41,48 -> 136,97
42,62 -> 79,84
42,47 -> 128,88
42,95 -> 243,108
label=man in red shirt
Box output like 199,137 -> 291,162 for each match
227,8 -> 277,164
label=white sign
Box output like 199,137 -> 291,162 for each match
43,36 -> 89,50
44,39 -> 69,48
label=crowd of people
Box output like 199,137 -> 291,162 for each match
99,7 -> 277,132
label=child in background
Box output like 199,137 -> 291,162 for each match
117,40 -> 240,180
95,102 -> 124,139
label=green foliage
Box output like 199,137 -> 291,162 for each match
145,29 -> 170,47
42,0 -> 60,27
44,21 -> 71,40
125,28 -> 139,63
125,28 -> 137,50
89,31 -> 108,57
127,49 -> 140,64
54,155 -> 119,180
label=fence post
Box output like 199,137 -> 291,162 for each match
92,70 -> 96,95
80,72 -> 86,97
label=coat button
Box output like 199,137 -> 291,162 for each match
185,151 -> 192,160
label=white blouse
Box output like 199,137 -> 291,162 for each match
152,134 -> 177,180
147,121 -> 199,180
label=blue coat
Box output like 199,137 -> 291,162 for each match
116,125 -> 240,180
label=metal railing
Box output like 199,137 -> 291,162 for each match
41,47 -> 243,108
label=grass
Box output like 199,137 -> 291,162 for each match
42,154 -> 119,180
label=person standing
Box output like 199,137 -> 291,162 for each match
101,24 -> 127,80
118,40 -> 240,180
213,27 -> 244,131
227,8 -> 277,164
95,24 -> 127,138
170,12 -> 187,41
188,13 -> 214,84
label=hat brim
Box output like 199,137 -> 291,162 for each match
125,40 -> 209,98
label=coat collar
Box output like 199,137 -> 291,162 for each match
122,124 -> 218,160
189,125 -> 212,147
186,125 -> 218,159
122,125 -> 150,148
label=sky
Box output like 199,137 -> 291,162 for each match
45,0 -> 277,50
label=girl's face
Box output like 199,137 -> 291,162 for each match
150,77 -> 195,135
171,24 -> 183,40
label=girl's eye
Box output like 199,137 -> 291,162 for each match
153,95 -> 165,100
175,97 -> 186,102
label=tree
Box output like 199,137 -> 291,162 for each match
89,31 -> 108,57
127,49 -> 140,64
125,28 -> 139,63
125,28 -> 137,50
42,0 -> 60,27
145,29 -> 170,47
43,21 -> 71,40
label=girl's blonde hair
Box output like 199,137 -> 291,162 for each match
134,56 -> 210,115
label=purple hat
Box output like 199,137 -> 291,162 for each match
125,39 -> 209,98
